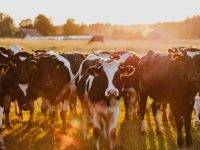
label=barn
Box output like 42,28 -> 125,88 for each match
15,28 -> 41,38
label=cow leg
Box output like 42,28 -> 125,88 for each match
152,101 -> 162,133
14,100 -> 19,115
168,104 -> 173,120
45,100 -> 56,131
60,99 -> 69,131
92,110 -> 100,150
41,98 -> 48,117
81,101 -> 88,141
162,102 -> 168,122
107,105 -> 119,150
139,92 -> 148,134
29,100 -> 35,126
4,95 -> 12,129
194,103 -> 200,125
172,107 -> 184,147
123,93 -> 131,120
18,108 -> 23,121
184,100 -> 194,146
0,106 -> 5,150
69,91 -> 77,117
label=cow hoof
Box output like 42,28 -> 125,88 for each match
28,122 -> 34,128
140,130 -> 146,135
186,137 -> 193,146
162,116 -> 168,122
195,121 -> 200,126
5,124 -> 12,129
125,116 -> 131,121
156,129 -> 163,135
0,141 -> 5,150
177,139 -> 184,148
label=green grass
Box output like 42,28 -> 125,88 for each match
3,98 -> 200,150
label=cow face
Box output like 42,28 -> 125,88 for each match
170,48 -> 200,86
88,59 -> 135,99
14,52 -> 36,83
39,56 -> 64,89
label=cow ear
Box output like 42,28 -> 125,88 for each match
120,65 -> 135,77
0,64 -> 9,74
110,54 -> 120,60
88,66 -> 101,77
171,53 -> 184,61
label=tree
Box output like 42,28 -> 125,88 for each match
0,15 -> 15,37
63,18 -> 77,35
34,14 -> 55,36
19,19 -> 33,29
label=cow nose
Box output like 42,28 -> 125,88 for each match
106,89 -> 119,97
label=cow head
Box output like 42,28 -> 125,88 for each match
88,59 -> 135,99
38,55 -> 64,89
14,52 -> 37,83
0,47 -> 17,79
170,47 -> 200,86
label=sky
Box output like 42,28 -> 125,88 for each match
1,0 -> 200,26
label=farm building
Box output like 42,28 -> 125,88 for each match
15,28 -> 41,38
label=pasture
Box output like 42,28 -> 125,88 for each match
1,38 -> 200,150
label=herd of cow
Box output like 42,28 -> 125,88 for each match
0,45 -> 200,149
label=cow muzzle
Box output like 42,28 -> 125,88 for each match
105,89 -> 119,98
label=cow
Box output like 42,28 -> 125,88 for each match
93,50 -> 140,120
36,50 -> 75,130
111,51 -> 140,120
60,53 -> 86,117
13,51 -> 40,124
76,54 -> 135,150
88,35 -> 104,44
138,47 -> 200,147
0,47 -> 19,149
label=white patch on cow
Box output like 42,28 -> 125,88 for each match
103,60 -> 120,97
77,54 -> 108,81
186,51 -> 200,58
1,53 -> 8,57
108,101 -> 119,132
19,56 -> 27,61
18,84 -> 28,96
61,99 -> 69,111
9,44 -> 22,54
194,96 -> 200,123
86,75 -> 94,92
44,98 -> 55,112
141,119 -> 146,132
47,51 -> 75,89
118,52 -> 132,63
0,107 -> 3,127
155,111 -> 162,131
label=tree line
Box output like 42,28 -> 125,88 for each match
0,12 -> 200,39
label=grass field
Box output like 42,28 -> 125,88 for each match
1,38 -> 200,150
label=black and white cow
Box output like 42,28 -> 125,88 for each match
11,51 -> 40,124
138,48 -> 200,147
76,53 -> 135,150
0,47 -> 19,149
111,51 -> 140,120
60,53 -> 86,117
93,50 -> 140,120
36,50 -> 76,130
